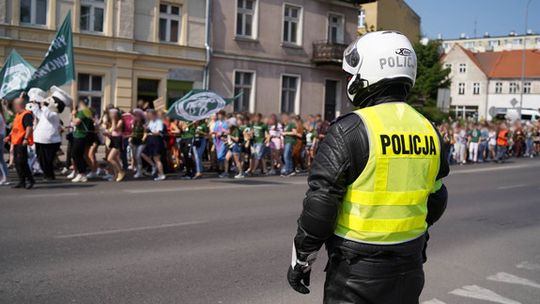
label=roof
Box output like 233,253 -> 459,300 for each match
449,45 -> 540,78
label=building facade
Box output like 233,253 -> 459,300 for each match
441,33 -> 540,54
0,0 -> 207,113
357,0 -> 420,42
441,45 -> 540,120
208,0 -> 359,120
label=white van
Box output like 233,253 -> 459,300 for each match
493,108 -> 540,122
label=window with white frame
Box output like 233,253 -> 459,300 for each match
509,82 -> 519,94
358,9 -> 366,29
281,75 -> 299,113
80,0 -> 105,32
495,82 -> 503,94
459,63 -> 467,73
159,3 -> 182,43
473,83 -> 480,95
488,40 -> 500,47
236,0 -> 256,38
20,0 -> 47,25
283,4 -> 301,45
328,13 -> 344,44
78,73 -> 103,115
523,82 -> 531,94
233,71 -> 254,112
458,83 -> 465,95
445,63 -> 452,71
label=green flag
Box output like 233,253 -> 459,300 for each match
167,90 -> 240,122
0,49 -> 36,100
26,11 -> 75,90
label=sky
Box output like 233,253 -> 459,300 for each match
405,0 -> 540,39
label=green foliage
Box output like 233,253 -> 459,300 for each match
408,40 -> 451,108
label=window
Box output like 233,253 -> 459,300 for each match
509,82 -> 519,94
328,13 -> 344,44
159,3 -> 182,43
80,0 -> 104,32
283,5 -> 301,45
445,63 -> 452,71
233,71 -> 254,112
459,63 -> 467,73
513,38 -> 523,46
137,79 -> 160,103
20,0 -> 47,25
358,9 -> 366,28
495,82 -> 503,94
473,83 -> 480,95
464,41 -> 475,49
458,83 -> 465,95
78,73 -> 103,115
488,40 -> 500,47
236,0 -> 256,38
281,75 -> 299,113
523,82 -> 531,94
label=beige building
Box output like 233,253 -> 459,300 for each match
0,0 -> 207,113
208,0 -> 359,120
357,0 -> 420,42
441,33 -> 540,54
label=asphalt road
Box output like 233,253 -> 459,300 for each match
1,159 -> 540,304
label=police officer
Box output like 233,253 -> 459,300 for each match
287,31 -> 449,304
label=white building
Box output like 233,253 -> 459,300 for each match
441,44 -> 540,120
441,32 -> 540,54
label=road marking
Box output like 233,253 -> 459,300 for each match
54,220 -> 206,239
422,299 -> 446,304
497,184 -> 529,190
450,163 -> 540,175
449,285 -> 521,304
124,180 -> 307,194
487,272 -> 540,289
517,261 -> 540,271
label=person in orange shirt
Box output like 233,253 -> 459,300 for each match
495,122 -> 509,163
4,97 -> 35,189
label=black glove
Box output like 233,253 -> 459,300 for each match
287,264 -> 311,294
287,242 -> 317,295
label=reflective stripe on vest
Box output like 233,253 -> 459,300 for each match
11,110 -> 33,145
335,103 -> 440,245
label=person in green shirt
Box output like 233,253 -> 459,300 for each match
220,124 -> 244,179
179,121 -> 196,179
468,124 -> 481,163
248,113 -> 269,175
193,120 -> 209,179
281,114 -> 298,176
70,98 -> 94,182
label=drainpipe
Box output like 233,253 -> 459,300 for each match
203,0 -> 212,90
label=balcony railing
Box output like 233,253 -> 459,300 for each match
312,41 -> 348,64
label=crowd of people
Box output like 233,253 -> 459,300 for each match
0,92 -> 331,187
438,120 -> 540,165
1,91 -> 539,189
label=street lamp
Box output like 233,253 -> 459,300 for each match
519,0 -> 533,117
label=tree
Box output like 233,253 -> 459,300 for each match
408,40 -> 451,122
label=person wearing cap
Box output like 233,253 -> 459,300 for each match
4,96 -> 35,189
29,87 -> 67,181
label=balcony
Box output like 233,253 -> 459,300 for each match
312,41 -> 348,65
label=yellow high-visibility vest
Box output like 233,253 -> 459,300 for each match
335,102 -> 442,245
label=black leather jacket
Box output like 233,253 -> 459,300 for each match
293,100 -> 450,259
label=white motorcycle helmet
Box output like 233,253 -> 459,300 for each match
343,31 -> 417,108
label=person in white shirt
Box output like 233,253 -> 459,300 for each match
28,87 -> 69,180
